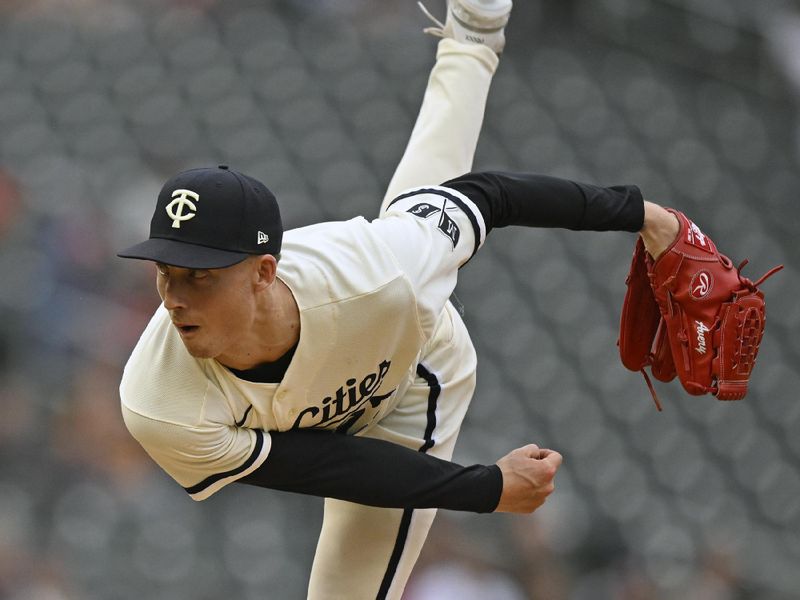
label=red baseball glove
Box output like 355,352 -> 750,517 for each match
618,209 -> 782,410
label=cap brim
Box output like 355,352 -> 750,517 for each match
117,238 -> 250,269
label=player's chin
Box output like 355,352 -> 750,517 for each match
183,344 -> 216,359
177,331 -> 214,358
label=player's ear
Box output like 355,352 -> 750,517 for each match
252,254 -> 277,289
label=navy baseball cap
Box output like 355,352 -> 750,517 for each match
118,165 -> 282,269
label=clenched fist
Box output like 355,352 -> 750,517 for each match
494,444 -> 562,513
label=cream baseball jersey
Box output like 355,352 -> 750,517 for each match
120,186 -> 487,500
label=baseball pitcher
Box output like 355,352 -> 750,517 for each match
117,2 -> 780,598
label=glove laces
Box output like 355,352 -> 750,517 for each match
639,368 -> 663,412
737,259 -> 784,289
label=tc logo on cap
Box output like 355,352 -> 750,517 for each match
166,189 -> 200,229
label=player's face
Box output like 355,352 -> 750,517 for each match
155,258 -> 260,359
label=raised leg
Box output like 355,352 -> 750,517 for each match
380,38 -> 500,213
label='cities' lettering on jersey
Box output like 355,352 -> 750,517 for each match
292,360 -> 395,432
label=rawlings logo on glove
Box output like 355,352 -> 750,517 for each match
618,209 -> 783,410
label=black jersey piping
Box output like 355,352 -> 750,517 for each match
376,363 -> 440,599
183,428 -> 265,496
415,364 -> 440,454
235,404 -> 253,427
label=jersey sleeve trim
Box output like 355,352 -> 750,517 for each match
184,428 -> 271,501
386,186 -> 487,259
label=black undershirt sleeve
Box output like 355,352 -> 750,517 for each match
442,171 -> 645,234
238,429 -> 502,513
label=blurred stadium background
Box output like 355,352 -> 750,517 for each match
1,0 -> 798,598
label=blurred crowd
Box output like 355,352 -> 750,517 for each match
1,0 -> 798,598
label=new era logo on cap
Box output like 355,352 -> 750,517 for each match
117,165 -> 283,269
